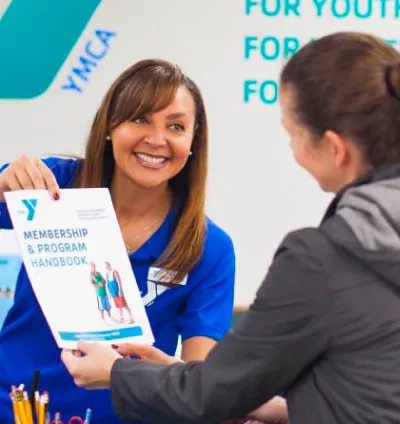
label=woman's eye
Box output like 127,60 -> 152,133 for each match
170,123 -> 184,132
133,117 -> 147,124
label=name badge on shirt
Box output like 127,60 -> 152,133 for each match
147,267 -> 188,286
142,267 -> 188,306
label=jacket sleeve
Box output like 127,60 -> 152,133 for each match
110,230 -> 331,424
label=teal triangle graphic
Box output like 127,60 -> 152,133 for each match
0,0 -> 101,99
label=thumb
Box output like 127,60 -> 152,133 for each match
77,341 -> 94,354
61,349 -> 78,370
117,343 -> 149,358
118,343 -> 179,364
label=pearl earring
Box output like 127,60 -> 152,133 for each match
106,136 -> 111,141
189,151 -> 193,156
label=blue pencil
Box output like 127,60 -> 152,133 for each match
84,408 -> 92,423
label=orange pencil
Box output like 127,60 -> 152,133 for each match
23,391 -> 33,424
9,393 -> 21,424
13,404 -> 20,424
38,394 -> 45,424
14,390 -> 27,424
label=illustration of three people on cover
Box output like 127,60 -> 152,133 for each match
89,261 -> 134,325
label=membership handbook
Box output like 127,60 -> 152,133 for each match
4,188 -> 154,349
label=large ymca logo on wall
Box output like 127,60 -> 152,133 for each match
0,0 -> 101,99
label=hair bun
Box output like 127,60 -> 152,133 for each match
385,63 -> 400,100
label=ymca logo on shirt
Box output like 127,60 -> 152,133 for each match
142,267 -> 188,306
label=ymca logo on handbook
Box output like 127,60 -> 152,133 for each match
20,199 -> 38,221
13,199 -> 39,222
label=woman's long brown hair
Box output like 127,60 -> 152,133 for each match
73,59 -> 208,282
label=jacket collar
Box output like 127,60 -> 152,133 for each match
321,164 -> 400,223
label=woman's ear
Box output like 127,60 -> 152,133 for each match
322,130 -> 349,168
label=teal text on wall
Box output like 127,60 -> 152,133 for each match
0,0 -> 101,99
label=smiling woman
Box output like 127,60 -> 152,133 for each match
0,59 -> 235,424
74,60 -> 208,275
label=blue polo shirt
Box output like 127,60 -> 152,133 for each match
0,157 -> 235,423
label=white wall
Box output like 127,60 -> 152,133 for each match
1,0 -> 398,304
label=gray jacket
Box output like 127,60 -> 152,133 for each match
110,165 -> 400,424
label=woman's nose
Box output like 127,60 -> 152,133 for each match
143,127 -> 167,147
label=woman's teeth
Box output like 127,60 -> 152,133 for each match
135,153 -> 167,164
